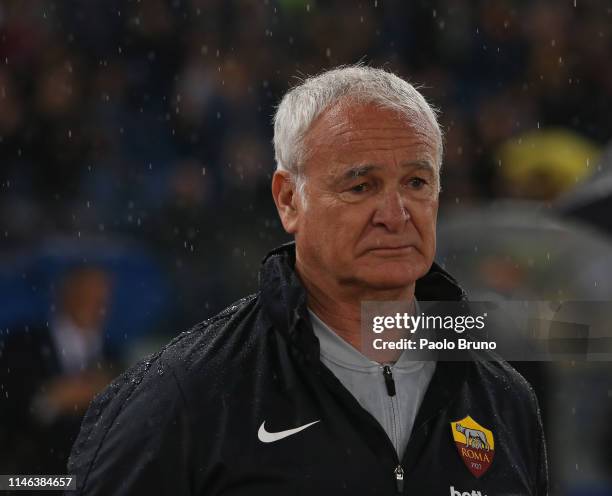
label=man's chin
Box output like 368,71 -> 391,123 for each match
354,262 -> 429,291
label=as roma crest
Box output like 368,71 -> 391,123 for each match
450,416 -> 495,478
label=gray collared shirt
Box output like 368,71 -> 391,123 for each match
309,309 -> 436,459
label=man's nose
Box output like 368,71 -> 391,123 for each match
372,189 -> 410,232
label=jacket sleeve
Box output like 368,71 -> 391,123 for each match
66,355 -> 193,495
532,388 -> 549,496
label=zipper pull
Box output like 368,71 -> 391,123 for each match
383,365 -> 396,396
394,464 -> 404,493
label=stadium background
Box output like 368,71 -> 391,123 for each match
0,1 -> 611,494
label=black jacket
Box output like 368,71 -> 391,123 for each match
68,243 -> 548,495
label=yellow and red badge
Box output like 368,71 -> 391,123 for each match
450,416 -> 495,478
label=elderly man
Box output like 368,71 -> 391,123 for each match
68,66 -> 548,495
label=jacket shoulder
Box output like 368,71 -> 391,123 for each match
471,354 -> 538,402
80,291 -> 260,421
68,294 -> 260,494
160,293 -> 262,375
468,353 -> 543,430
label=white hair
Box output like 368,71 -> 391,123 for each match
273,65 -> 444,199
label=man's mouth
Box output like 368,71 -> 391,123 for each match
367,245 -> 415,255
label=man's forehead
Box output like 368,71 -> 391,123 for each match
310,100 -> 411,135
305,100 -> 437,153
302,100 -> 439,179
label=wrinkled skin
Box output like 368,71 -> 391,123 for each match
273,100 -> 440,304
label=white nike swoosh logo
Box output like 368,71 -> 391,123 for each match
257,420 -> 320,443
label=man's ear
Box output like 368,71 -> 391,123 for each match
271,170 -> 300,234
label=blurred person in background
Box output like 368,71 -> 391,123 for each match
0,266 -> 116,474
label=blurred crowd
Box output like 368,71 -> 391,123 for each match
2,0 -> 611,242
1,0 -> 612,492
1,0 -> 611,311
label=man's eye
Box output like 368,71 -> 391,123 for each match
408,177 -> 427,188
349,183 -> 370,193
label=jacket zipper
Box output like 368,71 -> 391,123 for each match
315,346 -> 407,495
383,365 -> 403,494
382,365 -> 396,396
394,465 -> 404,493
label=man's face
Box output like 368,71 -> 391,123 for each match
291,101 -> 439,291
